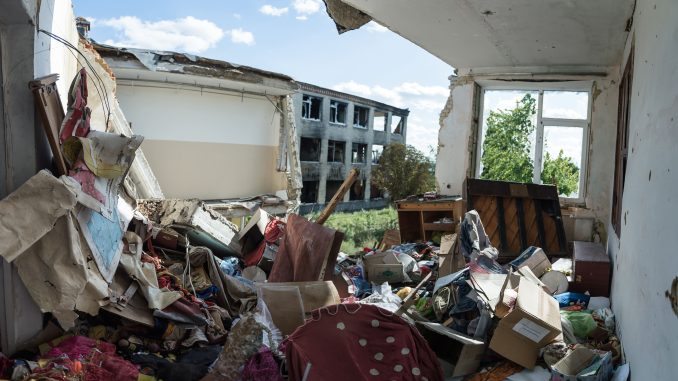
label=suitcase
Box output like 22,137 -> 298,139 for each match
570,241 -> 611,297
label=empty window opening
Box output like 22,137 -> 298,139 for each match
325,181 -> 343,202
372,144 -> 384,164
302,95 -> 322,120
476,87 -> 590,200
391,115 -> 403,134
373,110 -> 387,131
350,180 -> 365,201
327,140 -> 345,163
301,181 -> 319,203
300,137 -> 321,162
329,100 -> 347,125
354,106 -> 369,128
352,143 -> 368,163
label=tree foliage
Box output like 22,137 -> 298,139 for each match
480,94 -> 536,183
480,94 -> 580,196
372,143 -> 435,201
541,150 -> 580,196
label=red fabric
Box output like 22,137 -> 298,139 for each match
241,347 -> 283,381
60,68 -> 91,143
281,304 -> 443,381
245,219 -> 285,267
41,336 -> 138,381
268,214 -> 343,282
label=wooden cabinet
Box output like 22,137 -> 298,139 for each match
396,197 -> 464,243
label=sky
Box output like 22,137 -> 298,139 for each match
72,0 -> 453,155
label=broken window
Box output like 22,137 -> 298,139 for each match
353,106 -> 369,128
372,144 -> 384,164
327,140 -> 345,163
329,100 -> 347,125
352,143 -> 367,163
612,49 -> 633,236
391,115 -> 403,134
350,180 -> 365,201
476,87 -> 591,200
300,137 -> 321,162
301,181 -> 319,203
325,181 -> 343,202
302,95 -> 322,120
373,110 -> 387,131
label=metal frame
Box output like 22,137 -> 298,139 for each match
474,80 -> 593,204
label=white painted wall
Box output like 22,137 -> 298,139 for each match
608,0 -> 678,378
116,84 -> 280,146
114,82 -> 287,199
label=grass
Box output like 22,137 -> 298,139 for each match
304,207 -> 398,254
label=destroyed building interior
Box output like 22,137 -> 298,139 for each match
0,0 -> 676,380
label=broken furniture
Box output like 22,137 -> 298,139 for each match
396,196 -> 464,242
465,178 -> 568,261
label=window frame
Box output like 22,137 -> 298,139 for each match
327,140 -> 345,163
301,94 -> 322,121
474,80 -> 593,204
612,49 -> 634,237
329,100 -> 347,126
353,105 -> 369,129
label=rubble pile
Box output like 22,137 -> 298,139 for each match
0,71 -> 628,381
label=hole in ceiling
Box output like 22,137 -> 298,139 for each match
667,277 -> 678,318
481,10 -> 495,16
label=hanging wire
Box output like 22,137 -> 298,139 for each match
37,29 -> 112,127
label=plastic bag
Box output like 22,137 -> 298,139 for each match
560,311 -> 597,339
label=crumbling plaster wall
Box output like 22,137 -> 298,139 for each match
435,74 -> 619,229
607,0 -> 678,378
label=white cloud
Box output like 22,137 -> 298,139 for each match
366,21 -> 388,33
293,0 -> 322,15
332,80 -> 450,155
99,16 -> 224,54
233,13 -> 242,19
393,82 -> 449,97
260,5 -> 289,16
227,28 -> 255,45
296,15 -> 308,21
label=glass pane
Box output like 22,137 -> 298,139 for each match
543,91 -> 589,119
541,126 -> 584,198
478,90 -> 538,183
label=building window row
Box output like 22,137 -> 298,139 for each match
300,137 -> 384,164
301,94 -> 404,135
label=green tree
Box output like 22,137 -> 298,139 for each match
480,94 -> 580,196
541,150 -> 580,196
372,143 -> 435,201
480,94 -> 536,183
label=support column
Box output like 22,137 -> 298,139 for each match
318,138 -> 329,203
385,111 -> 393,145
343,102 -> 354,202
364,107 -> 375,200
401,115 -> 408,141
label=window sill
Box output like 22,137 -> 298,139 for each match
302,117 -> 321,122
329,122 -> 347,127
354,125 -> 368,129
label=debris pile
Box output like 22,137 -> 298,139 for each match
0,69 -> 628,381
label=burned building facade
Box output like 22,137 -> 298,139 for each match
293,82 -> 409,213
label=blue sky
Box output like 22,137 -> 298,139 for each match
73,0 -> 453,154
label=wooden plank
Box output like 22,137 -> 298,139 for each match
422,222 -> 456,232
316,168 -> 359,225
516,198 -> 528,249
533,201 -> 548,248
502,198 -> 522,254
29,74 -> 67,175
496,197 -> 508,252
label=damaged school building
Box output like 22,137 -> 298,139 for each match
0,0 -> 676,380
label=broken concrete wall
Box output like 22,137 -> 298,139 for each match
608,0 -> 678,378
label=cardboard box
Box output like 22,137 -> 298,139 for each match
364,251 -> 405,284
510,246 -> 551,277
416,322 -> 485,377
551,347 -> 613,381
489,276 -> 562,369
571,241 -> 611,297
437,233 -> 466,278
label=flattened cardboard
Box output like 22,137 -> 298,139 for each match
257,281 -> 340,315
416,322 -> 485,377
364,251 -> 405,284
489,276 -> 562,369
511,247 -> 551,277
257,285 -> 305,336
